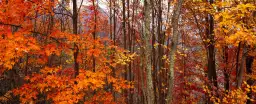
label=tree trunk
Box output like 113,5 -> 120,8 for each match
246,55 -> 254,104
235,42 -> 241,85
142,0 -> 155,103
92,0 -> 97,72
205,3 -> 217,104
72,0 -> 79,77
223,46 -> 229,91
206,15 -> 217,88
122,0 -> 128,102
156,1 -> 165,103
236,45 -> 246,88
166,0 -> 183,103
150,2 -> 157,103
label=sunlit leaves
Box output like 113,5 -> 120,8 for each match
9,13 -> 133,104
0,32 -> 39,73
214,1 -> 256,46
114,51 -> 136,65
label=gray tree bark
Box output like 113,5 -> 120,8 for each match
142,0 -> 155,103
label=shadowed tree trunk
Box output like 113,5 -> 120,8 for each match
205,1 -> 217,104
246,55 -> 254,104
237,45 -> 246,88
121,0 -> 128,102
72,0 -> 79,77
235,42 -> 241,87
206,0 -> 217,88
223,46 -> 230,91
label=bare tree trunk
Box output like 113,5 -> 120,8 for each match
113,0 -> 116,46
110,0 -> 112,40
139,57 -> 146,104
205,1 -> 217,103
121,0 -> 129,102
127,0 -> 133,103
150,1 -> 158,103
223,46 -> 230,91
156,1 -> 165,103
72,0 -> 79,77
246,54 -> 254,104
92,0 -> 97,72
235,42 -> 241,85
206,15 -> 217,88
142,0 -> 155,104
236,45 -> 246,88
166,0 -> 183,103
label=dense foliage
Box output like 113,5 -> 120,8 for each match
0,0 -> 255,104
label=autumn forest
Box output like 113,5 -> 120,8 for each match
0,0 -> 255,104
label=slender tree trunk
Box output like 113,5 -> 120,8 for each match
109,0 -> 116,101
142,0 -> 155,103
92,0 -> 97,72
246,55 -> 254,104
166,0 -> 183,103
206,19 -> 217,87
113,0 -> 116,46
122,0 -> 126,50
205,1 -> 217,103
72,0 -> 79,77
127,0 -> 133,103
236,45 -> 246,88
140,51 -> 146,104
206,0 -> 217,89
235,42 -> 241,82
122,0 -> 128,102
110,0 -> 112,40
150,2 -> 158,103
156,1 -> 164,103
223,46 -> 230,91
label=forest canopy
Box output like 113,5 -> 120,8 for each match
0,0 -> 255,104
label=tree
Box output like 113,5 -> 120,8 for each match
142,0 -> 155,103
0,0 -> 255,104
166,0 -> 183,103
